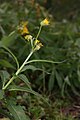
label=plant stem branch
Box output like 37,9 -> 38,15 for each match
2,50 -> 33,90
15,50 -> 33,75
36,25 -> 42,40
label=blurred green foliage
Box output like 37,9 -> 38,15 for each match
0,0 -> 80,119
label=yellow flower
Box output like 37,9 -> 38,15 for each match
40,18 -> 49,26
35,43 -> 43,50
21,26 -> 29,35
18,21 -> 29,35
24,35 -> 32,41
34,39 -> 40,45
34,39 -> 43,51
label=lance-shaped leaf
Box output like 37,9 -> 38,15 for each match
6,99 -> 30,120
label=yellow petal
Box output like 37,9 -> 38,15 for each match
21,26 -> 29,35
34,39 -> 40,45
35,42 -> 43,50
25,35 -> 32,41
17,21 -> 29,35
40,18 -> 49,26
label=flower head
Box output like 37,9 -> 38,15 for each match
17,21 -> 29,35
34,39 -> 40,45
24,35 -> 33,41
21,26 -> 29,35
35,42 -> 43,50
40,18 -> 49,26
34,39 -> 43,51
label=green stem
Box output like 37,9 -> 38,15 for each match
2,76 -> 15,90
25,59 -> 66,65
2,50 -> 33,90
15,50 -> 33,75
31,39 -> 34,50
36,25 -> 42,40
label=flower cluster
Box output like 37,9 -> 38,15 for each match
2,18 -> 50,90
18,18 -> 49,51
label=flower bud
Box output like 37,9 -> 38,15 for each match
40,18 -> 49,26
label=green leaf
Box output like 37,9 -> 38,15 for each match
0,31 -> 17,47
64,76 -> 71,86
71,85 -> 80,96
21,65 -> 50,74
75,38 -> 80,47
2,46 -> 19,69
48,68 -> 55,91
61,82 -> 66,98
21,65 -> 38,72
9,85 -> 39,96
0,70 -> 10,88
18,74 -> 31,89
77,68 -> 80,82
0,108 -> 14,120
9,85 -> 50,106
0,90 -> 4,99
6,99 -> 30,120
55,71 -> 63,89
0,59 -> 15,69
